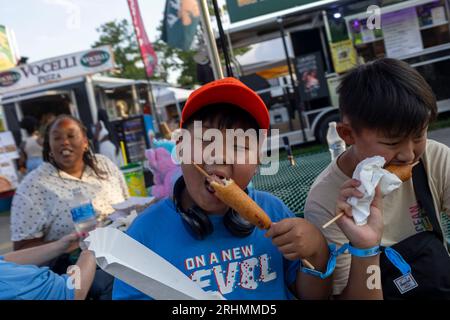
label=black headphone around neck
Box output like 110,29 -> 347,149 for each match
173,176 -> 255,240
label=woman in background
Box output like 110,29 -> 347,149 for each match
94,109 -> 123,167
19,116 -> 43,173
11,114 -> 129,299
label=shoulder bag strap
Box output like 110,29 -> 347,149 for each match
412,160 -> 443,241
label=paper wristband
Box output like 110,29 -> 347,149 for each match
300,243 -> 382,279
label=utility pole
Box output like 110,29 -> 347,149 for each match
277,16 -> 308,143
198,0 -> 224,80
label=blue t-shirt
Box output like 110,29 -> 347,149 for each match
0,257 -> 74,300
113,189 -> 300,300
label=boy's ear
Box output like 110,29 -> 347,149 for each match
336,122 -> 355,145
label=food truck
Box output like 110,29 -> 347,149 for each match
0,46 -> 117,143
0,46 -> 165,198
224,0 -> 450,147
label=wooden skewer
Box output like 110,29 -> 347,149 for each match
193,163 -> 210,179
322,212 -> 345,229
302,259 -> 315,270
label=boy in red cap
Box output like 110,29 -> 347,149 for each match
113,78 -> 382,300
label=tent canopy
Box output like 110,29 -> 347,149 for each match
153,86 -> 193,109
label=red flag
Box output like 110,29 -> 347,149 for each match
127,0 -> 157,77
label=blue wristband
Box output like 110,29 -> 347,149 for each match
300,243 -> 381,279
300,244 -> 339,279
346,243 -> 381,257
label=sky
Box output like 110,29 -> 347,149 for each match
0,0 -> 166,63
0,0 -> 276,84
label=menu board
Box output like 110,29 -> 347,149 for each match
0,160 -> 18,190
0,131 -> 19,160
431,6 -> 446,24
382,7 -> 423,58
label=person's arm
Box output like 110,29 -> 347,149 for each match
337,255 -> 381,299
72,250 -> 97,300
265,218 -> 332,300
334,180 -> 383,300
295,240 -> 332,300
6,233 -> 81,266
13,237 -> 48,251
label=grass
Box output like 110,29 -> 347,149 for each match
429,112 -> 450,131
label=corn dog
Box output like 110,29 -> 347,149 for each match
193,164 -> 315,269
210,178 -> 272,230
384,163 -> 416,182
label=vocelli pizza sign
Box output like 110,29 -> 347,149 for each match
0,45 -> 115,95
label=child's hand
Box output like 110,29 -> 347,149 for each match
335,179 -> 383,249
265,218 -> 327,260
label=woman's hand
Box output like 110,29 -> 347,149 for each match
335,179 -> 383,249
58,232 -> 87,253
265,217 -> 327,260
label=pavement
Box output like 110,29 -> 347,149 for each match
0,127 -> 449,256
428,127 -> 450,147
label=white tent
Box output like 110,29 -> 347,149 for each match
154,86 -> 192,108
153,86 -> 193,121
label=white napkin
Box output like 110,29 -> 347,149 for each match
347,156 -> 402,226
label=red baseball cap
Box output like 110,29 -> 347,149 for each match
180,77 -> 270,130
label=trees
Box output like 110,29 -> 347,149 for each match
92,18 -> 249,88
92,19 -> 144,80
92,19 -> 198,87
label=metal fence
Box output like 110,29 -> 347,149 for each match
253,151 -> 331,216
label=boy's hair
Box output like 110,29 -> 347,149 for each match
337,58 -> 437,138
181,103 -> 260,131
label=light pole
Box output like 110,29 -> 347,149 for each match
277,16 -> 308,143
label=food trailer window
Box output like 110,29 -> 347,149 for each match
136,83 -> 151,114
103,87 -> 134,120
20,94 -> 73,130
101,83 -> 149,121
337,0 -> 450,111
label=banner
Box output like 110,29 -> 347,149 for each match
295,52 -> 329,101
0,25 -> 16,71
0,45 -> 114,95
226,0 -> 329,23
127,0 -> 158,77
162,0 -> 200,51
